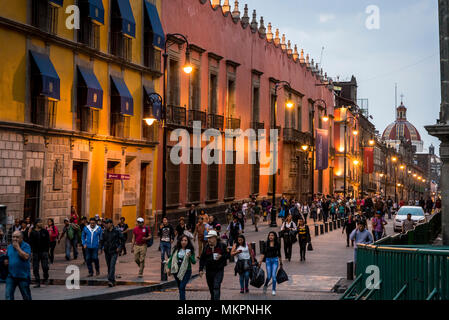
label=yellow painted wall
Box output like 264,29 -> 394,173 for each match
124,69 -> 142,139
57,0 -> 75,40
0,0 -> 28,23
121,205 -> 137,228
0,30 -> 26,122
92,58 -> 110,136
88,141 -> 105,217
130,0 -> 142,65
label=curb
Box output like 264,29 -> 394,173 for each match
67,274 -> 199,300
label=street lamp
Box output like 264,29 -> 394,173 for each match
270,80 -> 293,227
146,33 -> 193,219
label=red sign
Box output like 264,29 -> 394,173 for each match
364,147 -> 374,174
107,173 -> 130,180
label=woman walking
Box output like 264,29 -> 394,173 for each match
342,213 -> 357,247
297,219 -> 311,261
231,235 -> 255,294
167,235 -> 196,300
259,231 -> 283,296
280,214 -> 296,262
46,218 -> 59,264
301,201 -> 310,224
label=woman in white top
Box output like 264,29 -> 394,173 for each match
281,214 -> 297,261
301,202 -> 310,224
231,235 -> 255,293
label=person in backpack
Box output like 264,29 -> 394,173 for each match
58,218 -> 79,261
99,219 -> 123,287
167,234 -> 196,300
259,231 -> 283,296
46,219 -> 58,264
199,230 -> 229,300
281,214 -> 297,262
231,234 -> 256,294
289,203 -> 301,225
159,217 -> 175,263
81,218 -> 103,277
131,217 -> 151,278
226,216 -> 242,247
349,222 -> 374,270
297,219 -> 311,261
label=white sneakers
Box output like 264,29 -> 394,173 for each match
272,290 -> 276,296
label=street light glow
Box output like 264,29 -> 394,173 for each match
322,115 -> 329,122
353,159 -> 359,165
144,118 -> 156,126
368,140 -> 375,146
392,156 -> 397,162
301,145 -> 309,151
400,164 -> 405,170
286,100 -> 294,109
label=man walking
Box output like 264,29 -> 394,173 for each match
131,217 -> 151,278
4,231 -> 32,300
402,213 -> 415,233
199,230 -> 228,300
82,218 -> 103,277
349,223 -> 374,271
386,197 -> 393,219
253,201 -> 261,232
186,204 -> 197,232
100,219 -> 123,287
159,217 -> 175,262
28,219 -> 50,287
59,218 -> 80,261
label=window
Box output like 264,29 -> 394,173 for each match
252,86 -> 260,122
167,147 -> 180,206
297,105 -> 302,131
78,15 -> 100,49
110,0 -> 133,61
111,113 -> 130,138
110,31 -> 132,61
227,78 -> 236,116
24,181 -> 40,222
209,73 -> 218,114
308,102 -> 314,133
168,59 -> 180,105
143,0 -> 164,71
188,148 -> 201,203
32,0 -> 58,34
225,150 -> 236,199
190,68 -> 201,110
285,94 -> 295,128
76,106 -> 99,133
207,149 -> 219,201
251,151 -> 260,195
31,97 -> 57,128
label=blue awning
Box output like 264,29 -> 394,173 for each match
144,0 -> 165,49
110,76 -> 133,116
49,0 -> 64,7
86,0 -> 105,25
77,66 -> 103,109
143,86 -> 162,121
116,0 -> 136,38
29,50 -> 60,101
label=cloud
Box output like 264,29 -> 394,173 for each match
319,13 -> 336,23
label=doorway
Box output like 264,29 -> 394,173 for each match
139,163 -> 149,219
105,161 -> 119,220
71,162 -> 85,218
24,181 -> 40,221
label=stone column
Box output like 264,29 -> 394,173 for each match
425,0 -> 449,245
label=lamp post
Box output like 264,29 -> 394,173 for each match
270,80 -> 294,227
144,33 -> 192,219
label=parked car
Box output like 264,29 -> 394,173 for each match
393,206 -> 427,232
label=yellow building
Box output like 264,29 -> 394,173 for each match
0,0 -> 165,229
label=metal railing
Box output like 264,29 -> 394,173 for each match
188,109 -> 207,128
208,113 -> 224,131
251,121 -> 265,130
166,105 -> 186,127
226,117 -> 241,130
341,211 -> 447,300
283,127 -> 301,143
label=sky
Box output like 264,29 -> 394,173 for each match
242,0 -> 441,155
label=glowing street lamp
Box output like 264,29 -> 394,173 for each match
368,139 -> 375,146
353,159 -> 360,166
392,156 -> 397,162
301,144 -> 309,152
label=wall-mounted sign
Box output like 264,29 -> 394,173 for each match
107,173 -> 130,180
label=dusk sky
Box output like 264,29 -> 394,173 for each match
243,0 -> 441,154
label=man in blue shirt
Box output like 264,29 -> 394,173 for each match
4,231 -> 32,300
349,223 -> 374,270
82,218 -> 103,277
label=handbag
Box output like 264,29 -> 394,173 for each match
250,265 -> 265,288
146,227 -> 154,247
307,242 -> 313,251
276,267 -> 288,284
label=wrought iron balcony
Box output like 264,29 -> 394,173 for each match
226,117 -> 241,130
283,128 -> 301,143
188,109 -> 207,128
250,121 -> 265,130
208,113 -> 224,131
166,105 -> 186,127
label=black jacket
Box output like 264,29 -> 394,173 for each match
199,241 -> 228,272
29,228 -> 50,253
297,225 -> 311,243
343,219 -> 357,233
100,228 -> 123,254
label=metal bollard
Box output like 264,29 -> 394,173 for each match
337,219 -> 341,228
161,261 -> 167,281
347,261 -> 354,280
334,220 -> 337,229
320,224 -> 324,234
329,221 -> 333,231
324,222 -> 328,233
315,224 -> 319,237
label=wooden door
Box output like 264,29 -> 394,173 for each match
139,163 -> 148,219
24,181 -> 40,221
71,162 -> 83,217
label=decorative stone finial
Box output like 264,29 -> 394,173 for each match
299,49 -> 305,64
250,9 -> 258,31
287,40 -> 292,55
293,45 -> 299,61
316,63 -> 319,74
311,58 -> 315,71
281,34 -> 286,51
306,54 -> 310,68
241,4 -> 249,27
266,22 -> 273,41
274,28 -> 280,46
211,0 -> 221,8
258,16 -> 266,37
222,0 -> 230,13
232,1 -> 240,19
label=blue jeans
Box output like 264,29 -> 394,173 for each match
264,257 -> 279,291
65,237 -> 78,260
85,248 -> 99,274
175,268 -> 192,300
5,276 -> 32,300
239,271 -> 250,290
160,241 -> 171,262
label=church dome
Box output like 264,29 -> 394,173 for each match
382,102 -> 421,142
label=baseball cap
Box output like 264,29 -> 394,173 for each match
206,230 -> 218,238
137,217 -> 144,223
